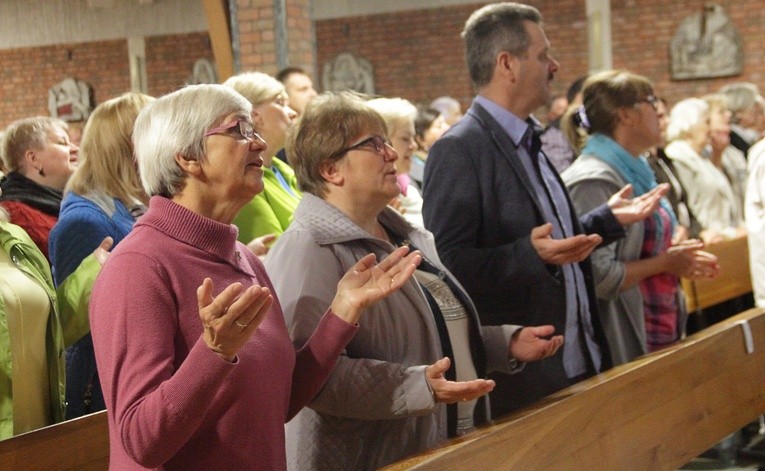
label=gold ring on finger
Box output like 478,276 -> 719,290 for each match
235,320 -> 247,329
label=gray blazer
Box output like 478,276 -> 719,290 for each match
265,193 -> 520,471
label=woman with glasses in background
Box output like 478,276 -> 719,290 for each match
223,72 -> 300,254
266,92 -> 564,470
562,70 -> 719,364
89,84 -> 421,469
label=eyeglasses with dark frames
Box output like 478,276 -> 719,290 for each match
204,119 -> 260,142
332,135 -> 392,160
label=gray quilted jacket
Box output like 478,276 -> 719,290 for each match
265,194 -> 520,471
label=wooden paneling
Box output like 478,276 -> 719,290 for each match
0,411 -> 108,471
682,235 -> 752,312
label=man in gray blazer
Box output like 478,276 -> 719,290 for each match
423,2 -> 662,417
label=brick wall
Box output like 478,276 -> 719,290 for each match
235,0 -> 315,76
285,0 -> 315,75
314,1 -> 589,110
315,0 -> 765,110
0,40 -> 130,128
0,32 -> 211,129
611,0 -> 765,106
2,1 -> 763,130
236,0 -> 277,73
145,32 -> 214,97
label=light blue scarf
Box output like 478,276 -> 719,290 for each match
581,133 -> 677,242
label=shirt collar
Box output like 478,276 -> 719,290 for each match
474,95 -> 529,147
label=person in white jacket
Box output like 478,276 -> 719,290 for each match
746,137 -> 765,307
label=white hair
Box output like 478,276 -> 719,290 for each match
366,97 -> 417,136
133,84 -> 252,197
666,98 -> 709,143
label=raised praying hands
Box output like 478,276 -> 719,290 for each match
330,245 -> 422,325
197,279 -> 274,361
531,223 -> 602,265
608,183 -> 670,226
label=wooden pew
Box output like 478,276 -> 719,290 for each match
2,310 -> 761,471
385,308 -> 765,471
682,235 -> 752,312
0,410 -> 108,471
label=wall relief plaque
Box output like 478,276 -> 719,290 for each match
670,3 -> 743,80
322,53 -> 375,94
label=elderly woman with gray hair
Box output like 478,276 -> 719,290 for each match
664,98 -> 746,242
89,84 -> 421,470
266,92 -> 563,470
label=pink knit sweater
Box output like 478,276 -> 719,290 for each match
90,196 -> 356,470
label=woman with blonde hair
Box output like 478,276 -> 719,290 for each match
0,117 -> 79,259
367,97 -> 424,228
223,72 -> 300,249
49,91 -> 153,418
562,70 -> 718,363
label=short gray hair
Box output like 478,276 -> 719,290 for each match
133,84 -> 252,197
462,2 -> 541,88
719,82 -> 761,122
666,98 -> 708,142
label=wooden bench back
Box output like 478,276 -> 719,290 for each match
0,410 -> 108,471
385,308 -> 765,471
682,235 -> 752,312
0,279 -> 759,470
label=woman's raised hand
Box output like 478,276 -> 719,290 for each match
197,278 -> 273,361
609,183 -> 670,226
664,240 -> 720,279
330,246 -> 422,324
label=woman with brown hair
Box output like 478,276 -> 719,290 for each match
562,70 -> 719,364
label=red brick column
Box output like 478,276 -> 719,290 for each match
234,0 -> 315,76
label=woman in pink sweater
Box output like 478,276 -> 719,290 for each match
89,84 -> 420,470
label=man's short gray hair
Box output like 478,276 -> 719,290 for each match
462,2 -> 542,89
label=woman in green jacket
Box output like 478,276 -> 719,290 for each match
224,72 -> 300,248
0,205 -> 108,439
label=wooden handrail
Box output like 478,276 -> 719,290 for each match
682,235 -> 752,312
0,410 -> 108,471
385,308 -> 765,471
